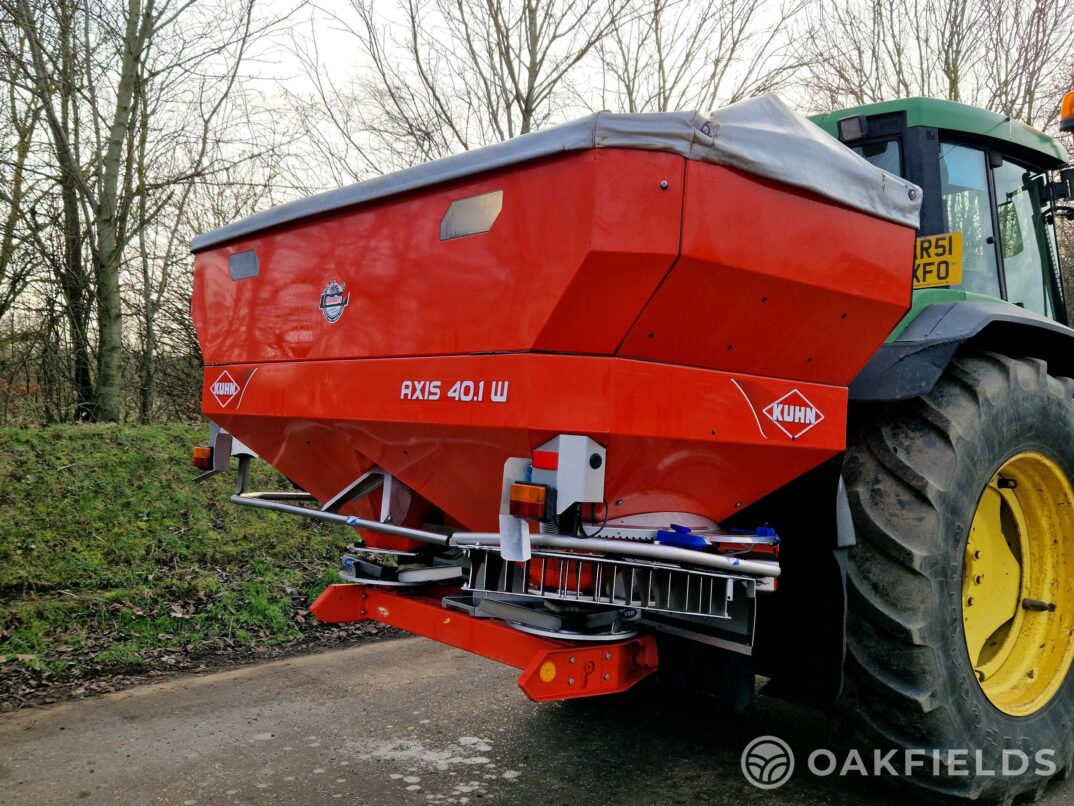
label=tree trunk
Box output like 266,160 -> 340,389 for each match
93,0 -> 154,423
93,234 -> 124,422
59,169 -> 95,422
139,290 -> 156,424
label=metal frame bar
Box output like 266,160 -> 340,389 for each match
321,471 -> 384,513
240,491 -> 316,501
228,487 -> 778,576
226,456 -> 779,577
228,455 -> 302,501
230,493 -> 452,546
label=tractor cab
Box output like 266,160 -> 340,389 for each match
812,97 -> 1074,323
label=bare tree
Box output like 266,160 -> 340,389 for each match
3,1 -> 98,419
126,3 -> 263,423
0,26 -> 42,324
1,0 -> 261,421
291,0 -> 624,179
597,0 -> 808,113
982,0 -> 1074,127
5,0 -> 157,421
801,0 -> 1074,129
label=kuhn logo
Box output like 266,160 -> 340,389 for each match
320,280 -> 349,323
763,389 -> 824,439
210,370 -> 241,408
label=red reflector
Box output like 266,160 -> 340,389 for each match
510,500 -> 546,520
192,446 -> 213,470
532,450 -> 558,471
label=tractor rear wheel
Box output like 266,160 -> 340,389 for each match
842,352 -> 1074,803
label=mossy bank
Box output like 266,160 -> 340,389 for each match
0,423 -> 375,706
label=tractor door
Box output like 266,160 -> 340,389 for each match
853,133 -> 1065,323
991,155 -> 1062,317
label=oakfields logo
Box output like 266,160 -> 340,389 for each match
763,389 -> 824,439
740,737 -> 1058,791
742,736 -> 794,790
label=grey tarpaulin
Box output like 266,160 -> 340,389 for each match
191,95 -> 922,252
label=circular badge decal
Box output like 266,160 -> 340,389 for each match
741,735 -> 795,790
320,281 -> 350,323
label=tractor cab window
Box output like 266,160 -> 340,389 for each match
939,143 -> 1001,298
991,159 -> 1054,317
852,140 -> 901,176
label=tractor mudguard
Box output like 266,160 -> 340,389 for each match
850,300 -> 1074,402
732,456 -> 854,709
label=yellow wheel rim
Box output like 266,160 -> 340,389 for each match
963,452 -> 1074,717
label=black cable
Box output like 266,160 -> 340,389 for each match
578,500 -> 609,539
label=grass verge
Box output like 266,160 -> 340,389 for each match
0,423 -> 361,701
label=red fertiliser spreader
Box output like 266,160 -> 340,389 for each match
190,95 -> 919,709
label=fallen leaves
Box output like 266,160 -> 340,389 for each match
0,621 -> 400,713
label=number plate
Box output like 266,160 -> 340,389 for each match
913,232 -> 963,289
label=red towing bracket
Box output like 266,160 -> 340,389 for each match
310,583 -> 658,702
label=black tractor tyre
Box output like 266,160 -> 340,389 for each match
841,352 -> 1074,804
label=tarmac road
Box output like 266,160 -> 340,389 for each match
1,637 -> 1072,806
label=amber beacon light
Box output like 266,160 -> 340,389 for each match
1061,90 -> 1074,133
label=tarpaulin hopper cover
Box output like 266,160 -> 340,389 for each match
192,95 -> 922,252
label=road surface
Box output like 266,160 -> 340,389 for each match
1,637 -> 1071,805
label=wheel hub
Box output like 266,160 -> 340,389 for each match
963,452 -> 1074,717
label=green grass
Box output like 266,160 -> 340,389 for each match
0,423 -> 353,672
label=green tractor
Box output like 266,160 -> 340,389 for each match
803,93 -> 1074,801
